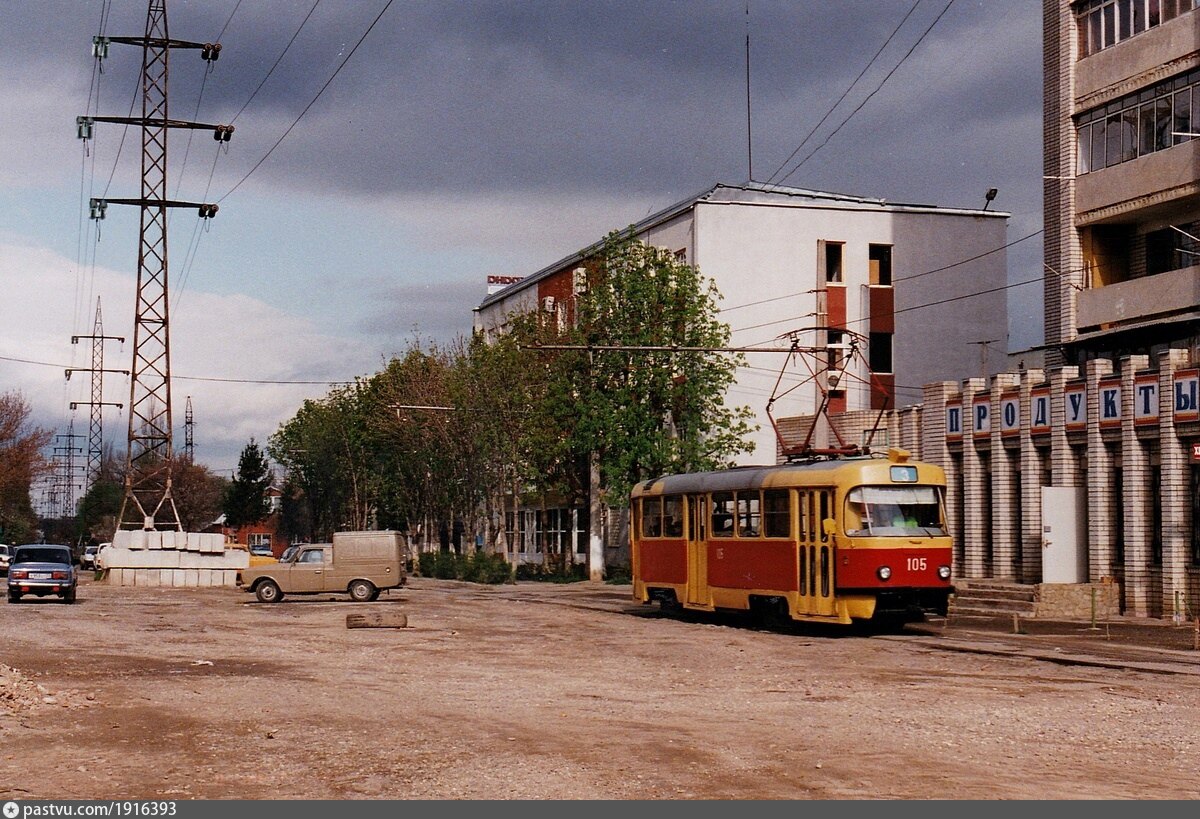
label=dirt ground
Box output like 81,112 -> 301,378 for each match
2,574 -> 1199,800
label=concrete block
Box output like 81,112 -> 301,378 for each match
146,531 -> 162,550
160,531 -> 178,550
126,531 -> 147,551
135,569 -> 158,587
182,532 -> 199,552
171,569 -> 186,587
112,531 -> 133,550
184,569 -> 199,587
107,568 -> 125,585
159,569 -> 173,586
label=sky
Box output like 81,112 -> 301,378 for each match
0,0 -> 1043,488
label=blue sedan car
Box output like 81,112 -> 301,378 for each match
7,544 -> 77,604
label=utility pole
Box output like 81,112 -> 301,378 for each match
80,0 -> 230,531
971,339 -> 1000,380
69,298 -> 125,492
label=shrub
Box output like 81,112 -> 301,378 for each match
417,550 -> 513,584
604,565 -> 632,585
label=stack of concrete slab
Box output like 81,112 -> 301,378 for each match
101,531 -> 250,588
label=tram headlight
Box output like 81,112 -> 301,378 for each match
876,566 -> 892,581
937,565 -> 951,580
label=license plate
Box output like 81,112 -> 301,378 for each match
30,572 -> 51,580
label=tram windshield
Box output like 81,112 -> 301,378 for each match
844,486 -> 946,537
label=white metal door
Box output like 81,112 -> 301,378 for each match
1041,486 -> 1087,583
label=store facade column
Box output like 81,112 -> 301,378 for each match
1019,368 -> 1047,583
1158,349 -> 1191,621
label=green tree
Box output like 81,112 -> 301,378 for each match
570,229 -> 756,502
223,439 -> 274,528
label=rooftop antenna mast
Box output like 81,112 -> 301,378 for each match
81,0 -> 230,530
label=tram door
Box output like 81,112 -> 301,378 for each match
798,490 -> 837,617
685,494 -> 710,607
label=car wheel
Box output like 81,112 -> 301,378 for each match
367,588 -> 381,602
255,580 -> 283,604
7,591 -> 20,604
348,579 -> 375,603
62,586 -> 77,604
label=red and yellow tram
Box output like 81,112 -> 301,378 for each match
630,448 -> 952,626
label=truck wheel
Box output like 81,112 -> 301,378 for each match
255,580 -> 283,604
348,580 -> 375,603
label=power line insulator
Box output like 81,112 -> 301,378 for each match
201,43 -> 222,62
213,124 -> 235,142
88,198 -> 107,220
92,36 -> 109,60
198,204 -> 219,219
76,116 -> 94,140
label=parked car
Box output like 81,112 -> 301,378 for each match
236,531 -> 406,603
0,544 -> 11,576
80,544 -> 100,570
8,544 -> 77,604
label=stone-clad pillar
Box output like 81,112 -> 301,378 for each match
1085,359 -> 1116,582
1019,368 -> 1046,583
1119,355 -> 1152,616
1048,366 -> 1081,487
961,377 -> 989,578
1158,349 -> 1191,621
990,373 -> 1021,579
921,382 -> 962,570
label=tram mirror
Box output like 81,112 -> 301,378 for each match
822,518 -> 839,537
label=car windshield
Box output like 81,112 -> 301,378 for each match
844,486 -> 946,537
13,547 -> 71,564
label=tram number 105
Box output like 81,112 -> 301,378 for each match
906,557 -> 927,572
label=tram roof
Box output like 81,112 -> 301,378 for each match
631,457 -> 888,497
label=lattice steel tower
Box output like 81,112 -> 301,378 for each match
69,298 -> 125,492
82,0 -> 230,530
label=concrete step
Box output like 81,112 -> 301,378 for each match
957,580 -> 1037,594
950,597 -> 1036,615
954,586 -> 1036,603
949,602 -> 1036,618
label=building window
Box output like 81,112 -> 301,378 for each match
1191,468 -> 1200,566
822,241 -> 844,283
1144,221 -> 1200,276
868,332 -> 893,374
1151,465 -> 1163,566
1077,66 -> 1200,174
868,244 -> 892,286
1113,467 -> 1125,566
248,533 -> 271,548
1077,0 -> 1198,59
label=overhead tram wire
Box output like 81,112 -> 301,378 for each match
773,0 -> 957,187
763,0 -> 923,187
218,0 -> 397,204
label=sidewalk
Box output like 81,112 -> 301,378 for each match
908,612 -> 1200,676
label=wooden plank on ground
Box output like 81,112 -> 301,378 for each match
346,611 -> 409,629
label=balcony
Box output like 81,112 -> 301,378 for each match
1076,264 -> 1200,330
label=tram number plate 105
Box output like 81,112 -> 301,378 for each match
905,557 -> 927,572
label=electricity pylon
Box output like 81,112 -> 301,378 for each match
184,395 -> 195,462
69,298 -> 125,492
80,0 -> 231,531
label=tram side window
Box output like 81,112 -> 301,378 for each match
663,496 -> 684,537
711,492 -> 735,538
737,492 -> 761,537
818,492 -> 830,542
763,489 -> 791,538
642,497 -> 662,538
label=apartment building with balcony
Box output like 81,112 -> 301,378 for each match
1047,0 -> 1200,364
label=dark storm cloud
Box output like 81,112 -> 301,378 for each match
6,1 -> 1040,210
